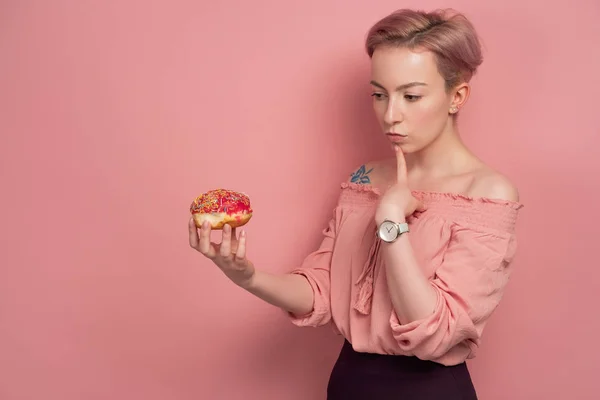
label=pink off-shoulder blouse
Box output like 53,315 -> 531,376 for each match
288,182 -> 523,366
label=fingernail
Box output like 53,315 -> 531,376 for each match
240,230 -> 246,237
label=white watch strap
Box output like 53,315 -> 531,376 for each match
397,222 -> 409,234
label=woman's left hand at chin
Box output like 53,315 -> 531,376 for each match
374,146 -> 426,226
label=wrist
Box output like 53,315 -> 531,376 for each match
376,215 -> 406,227
233,266 -> 257,291
238,275 -> 255,291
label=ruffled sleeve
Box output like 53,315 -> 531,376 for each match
287,206 -> 340,327
390,201 -> 522,365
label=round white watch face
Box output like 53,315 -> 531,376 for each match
378,221 -> 397,242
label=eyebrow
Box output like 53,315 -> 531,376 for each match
370,80 -> 427,91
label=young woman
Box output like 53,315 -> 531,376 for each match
189,8 -> 523,399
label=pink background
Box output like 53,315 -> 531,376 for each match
1,0 -> 599,399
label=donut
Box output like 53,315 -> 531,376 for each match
190,189 -> 253,230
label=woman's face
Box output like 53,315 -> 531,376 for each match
370,45 -> 463,153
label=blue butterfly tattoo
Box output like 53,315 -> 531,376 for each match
350,165 -> 374,184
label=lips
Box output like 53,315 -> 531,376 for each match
386,133 -> 407,143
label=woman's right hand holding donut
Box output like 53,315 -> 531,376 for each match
188,217 -> 316,317
188,218 -> 256,289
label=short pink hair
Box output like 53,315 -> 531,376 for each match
365,8 -> 483,90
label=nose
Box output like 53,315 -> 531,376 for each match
383,97 -> 403,127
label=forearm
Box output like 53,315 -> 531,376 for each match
243,270 -> 315,316
382,234 -> 437,324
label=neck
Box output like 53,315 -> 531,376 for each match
405,119 -> 472,177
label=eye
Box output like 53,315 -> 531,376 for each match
404,94 -> 422,102
371,92 -> 387,100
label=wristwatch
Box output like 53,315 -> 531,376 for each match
377,219 -> 409,243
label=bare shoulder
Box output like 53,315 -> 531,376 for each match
347,158 -> 392,187
467,167 -> 520,202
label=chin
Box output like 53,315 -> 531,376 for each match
392,143 -> 416,154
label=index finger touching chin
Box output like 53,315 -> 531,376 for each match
395,145 -> 408,182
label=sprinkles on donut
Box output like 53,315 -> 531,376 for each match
190,189 -> 253,230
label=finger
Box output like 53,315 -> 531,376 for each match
220,223 -> 233,258
230,227 -> 239,253
199,221 -> 216,258
188,218 -> 199,248
395,145 -> 408,183
416,201 -> 427,212
235,230 -> 247,260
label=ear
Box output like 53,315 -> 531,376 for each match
449,82 -> 470,114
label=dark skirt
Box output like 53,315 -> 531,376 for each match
327,340 -> 478,400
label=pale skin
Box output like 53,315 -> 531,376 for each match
189,44 -> 519,323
